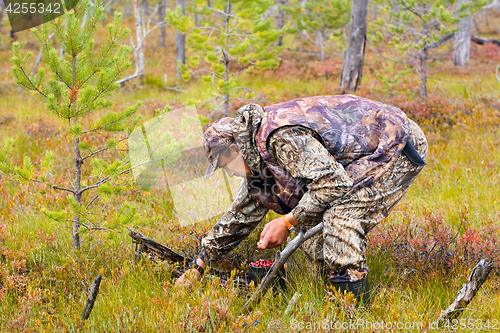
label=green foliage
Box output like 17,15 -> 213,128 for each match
165,0 -> 283,115
41,207 -> 69,221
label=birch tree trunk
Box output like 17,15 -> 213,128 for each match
340,0 -> 368,92
316,29 -> 325,62
453,0 -> 471,67
175,0 -> 186,80
134,0 -> 146,79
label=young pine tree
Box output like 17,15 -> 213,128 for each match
166,0 -> 282,117
369,0 -> 485,100
4,0 -> 143,250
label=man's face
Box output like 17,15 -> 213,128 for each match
217,147 -> 252,178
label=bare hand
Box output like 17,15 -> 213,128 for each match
257,218 -> 290,250
174,268 -> 201,288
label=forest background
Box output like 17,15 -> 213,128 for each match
0,0 -> 499,331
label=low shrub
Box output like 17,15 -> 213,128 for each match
369,212 -> 500,277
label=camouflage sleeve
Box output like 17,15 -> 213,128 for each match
267,126 -> 354,224
198,179 -> 269,264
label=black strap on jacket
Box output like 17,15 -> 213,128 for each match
402,137 -> 426,166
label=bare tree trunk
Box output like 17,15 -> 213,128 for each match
419,50 -> 427,100
419,5 -> 430,101
73,131 -> 82,250
483,8 -> 488,30
0,0 -> 5,34
134,0 -> 146,80
276,0 -> 286,47
340,0 -> 368,92
316,29 -> 325,62
372,1 -> 378,21
175,0 -> 186,80
160,0 -> 166,47
299,0 -> 308,40
142,0 -> 149,17
453,0 -> 471,67
222,1 -> 231,117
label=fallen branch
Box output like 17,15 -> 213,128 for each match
471,35 -> 500,46
116,72 -> 145,85
438,259 -> 493,321
128,228 -> 236,281
242,222 -> 324,313
81,274 -> 103,321
128,228 -> 190,264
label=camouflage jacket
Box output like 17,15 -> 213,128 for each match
199,95 -> 410,264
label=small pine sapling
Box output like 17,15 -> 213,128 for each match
166,0 -> 283,117
4,0 -> 144,250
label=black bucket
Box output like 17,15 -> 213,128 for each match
247,264 -> 286,291
327,275 -> 370,306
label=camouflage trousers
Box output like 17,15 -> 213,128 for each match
299,120 -> 428,271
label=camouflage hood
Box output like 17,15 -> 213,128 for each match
232,103 -> 265,175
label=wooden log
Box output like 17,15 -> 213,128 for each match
242,223 -> 324,313
471,35 -> 500,47
81,274 -> 103,321
438,259 -> 493,321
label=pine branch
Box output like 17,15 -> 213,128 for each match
80,157 -> 155,194
84,194 -> 100,211
15,64 -> 48,98
31,178 -> 75,193
81,147 -> 110,161
400,1 -> 422,19
191,69 -> 224,79
425,32 -> 454,49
